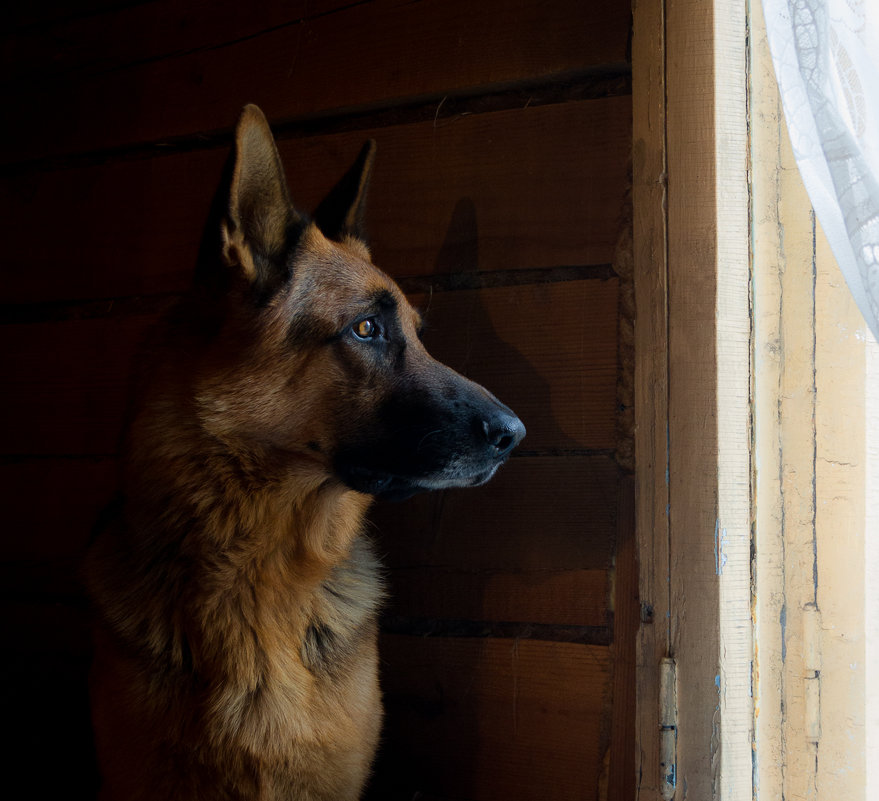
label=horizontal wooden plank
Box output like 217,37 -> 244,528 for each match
386,567 -> 609,628
0,278 -> 618,455
0,98 -> 631,304
370,635 -> 611,801
3,0 -> 631,163
1,0 -> 350,84
371,454 -> 620,573
0,457 -> 116,562
414,279 -> 619,450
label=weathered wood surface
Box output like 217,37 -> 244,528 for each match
0,98 -> 631,305
373,635 -> 612,801
2,0 -> 631,165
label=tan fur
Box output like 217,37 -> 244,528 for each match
86,105 -> 523,800
86,111 -> 390,801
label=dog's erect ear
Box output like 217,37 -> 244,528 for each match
221,105 -> 303,289
313,140 -> 376,242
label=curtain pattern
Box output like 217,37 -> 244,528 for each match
762,0 -> 879,339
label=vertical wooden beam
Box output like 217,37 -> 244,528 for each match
713,0 -> 752,796
632,0 -> 670,795
867,330 -> 879,801
813,224 -> 866,799
635,0 -> 751,797
664,0 -> 722,796
608,475 -> 638,800
752,1 -> 868,798
750,2 -> 794,796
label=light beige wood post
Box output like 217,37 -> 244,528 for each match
748,1 -> 867,798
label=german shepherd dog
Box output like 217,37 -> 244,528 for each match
85,105 -> 525,801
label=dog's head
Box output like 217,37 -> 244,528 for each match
191,105 -> 524,500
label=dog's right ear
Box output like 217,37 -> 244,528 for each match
221,105 -> 303,293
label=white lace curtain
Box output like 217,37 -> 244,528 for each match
762,0 -> 879,340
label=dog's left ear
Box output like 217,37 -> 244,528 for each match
313,140 -> 376,242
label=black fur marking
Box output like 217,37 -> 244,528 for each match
288,311 -> 339,346
370,289 -> 397,312
301,623 -> 341,673
300,543 -> 384,675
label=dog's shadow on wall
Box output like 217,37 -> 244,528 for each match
365,198 -> 580,801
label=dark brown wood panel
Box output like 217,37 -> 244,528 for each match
371,635 -> 611,801
3,0 -> 631,163
607,475 -> 637,800
0,278 -> 617,456
0,98 -> 631,304
413,279 -> 620,450
372,454 -> 619,573
386,567 -> 609,628
1,0 -> 351,84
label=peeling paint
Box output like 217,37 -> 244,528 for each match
714,519 -> 729,575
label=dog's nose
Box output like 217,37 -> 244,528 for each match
483,413 -> 526,458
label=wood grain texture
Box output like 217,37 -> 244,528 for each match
631,0 -> 670,796
3,0 -> 632,164
713,1 -> 753,796
413,279 -> 620,451
0,98 -> 631,304
0,0 -> 352,84
372,454 -> 620,573
663,0 -> 731,796
386,566 -> 609,628
607,475 -> 637,799
752,5 -> 870,787
370,635 -> 611,801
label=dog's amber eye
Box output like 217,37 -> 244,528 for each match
353,318 -> 380,340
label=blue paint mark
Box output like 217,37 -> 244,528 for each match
664,764 -> 676,790
714,520 -> 728,575
715,674 -> 721,691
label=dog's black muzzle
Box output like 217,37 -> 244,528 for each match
333,365 -> 525,500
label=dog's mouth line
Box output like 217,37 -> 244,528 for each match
343,461 -> 502,496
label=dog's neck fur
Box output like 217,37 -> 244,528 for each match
89,395 -> 380,721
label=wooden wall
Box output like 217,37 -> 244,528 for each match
0,2 -> 634,799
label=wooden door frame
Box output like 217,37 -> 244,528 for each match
632,0 -> 752,797
633,0 -> 875,798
